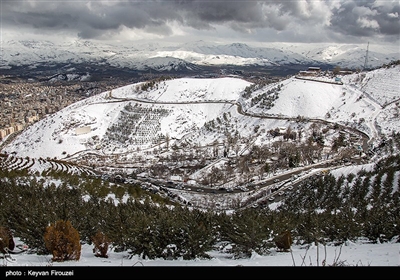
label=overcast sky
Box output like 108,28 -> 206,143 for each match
1,0 -> 399,49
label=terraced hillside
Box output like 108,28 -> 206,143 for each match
0,153 -> 97,177
104,103 -> 171,147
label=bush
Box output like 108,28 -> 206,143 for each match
43,220 -> 81,262
0,226 -> 15,254
273,231 -> 292,252
91,231 -> 110,258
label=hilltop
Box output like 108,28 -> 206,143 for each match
3,65 -> 399,159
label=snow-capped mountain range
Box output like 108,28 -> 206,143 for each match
1,40 -> 398,71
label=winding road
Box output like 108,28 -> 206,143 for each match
105,86 -> 372,154
61,80 -> 382,209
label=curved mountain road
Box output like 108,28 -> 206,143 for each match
103,93 -> 371,154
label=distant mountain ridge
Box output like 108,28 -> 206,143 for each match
2,40 -> 398,72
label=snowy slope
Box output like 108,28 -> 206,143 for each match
272,42 -> 400,69
3,236 -> 398,266
2,40 -> 398,70
4,93 -> 126,159
2,66 -> 399,161
1,78 -> 252,159
344,65 -> 400,107
154,41 -> 311,66
342,65 -> 400,137
114,77 -> 249,101
250,77 -> 345,118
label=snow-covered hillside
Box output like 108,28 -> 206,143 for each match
271,42 -> 399,69
153,41 -> 310,66
342,65 -> 400,137
344,65 -> 400,107
248,77 -> 350,118
2,65 -> 399,165
1,77 -> 251,159
2,40 -> 398,70
113,77 -> 249,102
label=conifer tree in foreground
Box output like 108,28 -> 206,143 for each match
44,220 -> 81,262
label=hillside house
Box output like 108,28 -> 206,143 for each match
298,67 -> 321,77
308,67 -> 321,72
75,126 -> 91,135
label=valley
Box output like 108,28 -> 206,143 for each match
1,1 -> 399,266
2,62 -> 399,211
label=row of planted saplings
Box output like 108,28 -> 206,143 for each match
0,221 -> 109,262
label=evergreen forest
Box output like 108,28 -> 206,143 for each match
0,154 -> 399,260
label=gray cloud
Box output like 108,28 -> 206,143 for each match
329,0 -> 400,39
1,0 -> 399,44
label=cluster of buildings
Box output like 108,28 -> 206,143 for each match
296,66 -> 353,84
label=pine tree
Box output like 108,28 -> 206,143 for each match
179,208 -> 215,260
222,208 -> 272,258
